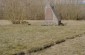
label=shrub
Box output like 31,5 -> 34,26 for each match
12,20 -> 21,24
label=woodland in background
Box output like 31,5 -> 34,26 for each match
0,0 -> 85,20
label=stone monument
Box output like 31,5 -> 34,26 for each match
44,0 -> 63,26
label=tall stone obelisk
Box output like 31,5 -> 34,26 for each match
45,0 -> 63,25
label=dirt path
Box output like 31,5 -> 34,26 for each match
31,34 -> 85,55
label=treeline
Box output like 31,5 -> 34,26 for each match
0,0 -> 85,20
56,4 -> 85,20
0,0 -> 44,20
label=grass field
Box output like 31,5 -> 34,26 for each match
31,34 -> 85,55
0,20 -> 85,55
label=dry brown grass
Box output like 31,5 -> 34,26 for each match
0,20 -> 85,55
31,34 -> 85,55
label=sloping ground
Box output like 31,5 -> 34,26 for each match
0,20 -> 85,55
31,34 -> 85,55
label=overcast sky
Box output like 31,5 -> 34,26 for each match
82,0 -> 85,3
